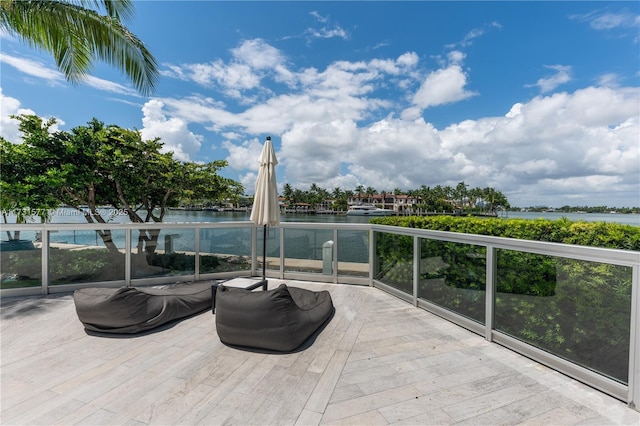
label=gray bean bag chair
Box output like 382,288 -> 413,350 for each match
215,284 -> 334,352
74,282 -> 213,334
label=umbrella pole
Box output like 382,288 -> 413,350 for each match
262,224 -> 267,290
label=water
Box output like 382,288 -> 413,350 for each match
163,210 -> 639,225
161,210 -> 376,224
3,208 -> 639,226
2,208 -> 637,253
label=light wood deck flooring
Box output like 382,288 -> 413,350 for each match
2,280 -> 639,425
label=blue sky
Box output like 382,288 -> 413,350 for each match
1,1 -> 639,208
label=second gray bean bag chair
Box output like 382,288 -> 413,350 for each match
215,283 -> 334,352
74,281 -> 213,334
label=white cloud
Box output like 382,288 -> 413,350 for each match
231,39 -> 285,70
223,137 -> 273,192
446,21 -> 502,49
597,73 -> 620,88
141,42 -> 638,206
1,53 -> 137,95
0,88 -> 62,142
397,52 -> 419,68
306,11 -> 349,40
528,65 -> 572,93
223,137 -> 265,171
162,39 -> 292,100
0,53 -> 64,83
0,88 -> 36,142
411,65 -> 476,109
447,51 -> 466,66
571,10 -> 640,31
140,99 -> 203,161
82,75 -> 138,96
438,86 -> 639,204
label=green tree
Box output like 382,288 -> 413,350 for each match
354,184 -> 364,201
365,186 -> 377,205
282,183 -> 294,208
332,187 -> 348,211
1,131 -> 59,239
454,181 -> 469,211
2,115 -> 241,260
0,0 -> 158,95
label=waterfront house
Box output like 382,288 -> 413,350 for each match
348,193 -> 422,213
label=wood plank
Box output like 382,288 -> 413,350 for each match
1,280 -> 638,426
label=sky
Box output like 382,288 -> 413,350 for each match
1,1 -> 639,208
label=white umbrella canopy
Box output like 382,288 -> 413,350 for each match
250,136 -> 280,226
250,136 -> 280,280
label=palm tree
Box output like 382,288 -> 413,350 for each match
332,187 -> 342,199
282,183 -> 294,208
365,186 -> 377,204
0,0 -> 158,96
354,185 -> 364,200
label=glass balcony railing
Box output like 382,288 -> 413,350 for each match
50,229 -> 126,285
199,226 -> 252,275
0,220 -> 638,411
419,239 -> 486,324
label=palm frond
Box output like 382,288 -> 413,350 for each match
0,0 -> 157,96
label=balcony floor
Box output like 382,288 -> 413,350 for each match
1,280 -> 639,425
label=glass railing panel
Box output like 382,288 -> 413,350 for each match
199,227 -> 251,273
337,229 -> 369,277
418,239 -> 486,324
283,228 -> 333,274
258,226 -> 280,274
49,229 -> 126,284
494,250 -> 632,384
374,231 -> 413,295
132,228 -> 195,279
1,229 -> 41,289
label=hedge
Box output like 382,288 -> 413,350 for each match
370,216 -> 639,383
370,215 -> 640,250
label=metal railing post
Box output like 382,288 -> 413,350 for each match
369,230 -> 375,286
413,235 -> 419,306
194,226 -> 200,282
125,228 -> 131,286
41,227 -> 49,295
628,264 -> 639,409
332,228 -> 338,283
279,227 -> 284,279
485,245 -> 496,342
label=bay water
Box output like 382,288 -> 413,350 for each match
3,208 -> 637,251
33,208 -> 640,226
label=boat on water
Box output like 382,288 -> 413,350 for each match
346,205 -> 395,216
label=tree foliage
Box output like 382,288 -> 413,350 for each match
1,114 -> 242,256
279,180 -> 510,213
0,0 -> 158,95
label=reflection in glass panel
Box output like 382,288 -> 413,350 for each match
259,227 -> 280,274
50,229 -> 126,284
337,229 -> 369,277
494,250 -> 631,384
418,239 -> 485,323
200,227 -> 251,273
132,228 -> 195,279
1,230 -> 41,289
374,232 -> 413,294
283,228 -> 333,274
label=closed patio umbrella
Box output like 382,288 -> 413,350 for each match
250,136 -> 280,283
